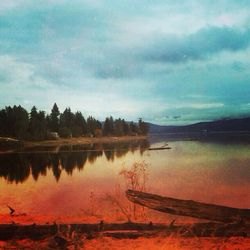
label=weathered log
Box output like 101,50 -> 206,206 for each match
101,222 -> 250,238
0,224 -> 58,240
0,221 -> 249,240
126,190 -> 250,224
148,147 -> 171,151
0,137 -> 22,151
0,222 -> 249,240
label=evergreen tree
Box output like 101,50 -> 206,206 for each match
72,111 -> 86,137
49,103 -> 60,132
29,106 -> 47,140
122,119 -> 130,135
13,105 -> 29,139
102,116 -> 115,136
3,105 -> 29,139
29,106 -> 38,139
138,118 -> 149,135
4,106 -> 15,137
37,111 -> 47,139
0,109 -> 7,136
85,116 -> 102,136
114,118 -> 124,136
109,116 -> 114,134
86,116 -> 96,135
59,108 -> 74,137
103,117 -> 111,136
96,120 -> 102,129
129,121 -> 138,135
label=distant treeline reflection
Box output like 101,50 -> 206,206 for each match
0,140 -> 149,184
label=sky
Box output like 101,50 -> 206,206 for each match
1,0 -> 250,125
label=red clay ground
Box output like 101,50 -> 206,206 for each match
1,236 -> 250,250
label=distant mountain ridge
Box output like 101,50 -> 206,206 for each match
148,117 -> 250,134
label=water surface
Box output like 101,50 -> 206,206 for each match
0,137 -> 249,223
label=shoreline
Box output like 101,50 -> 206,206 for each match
23,135 -> 148,148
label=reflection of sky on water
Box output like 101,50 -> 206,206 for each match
148,141 -> 250,208
0,139 -> 249,223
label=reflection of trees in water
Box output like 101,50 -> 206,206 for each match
60,152 -> 76,175
0,154 -> 30,184
139,140 -> 150,155
76,152 -> 88,170
0,140 -> 149,183
103,143 -> 115,162
88,144 -> 103,164
29,153 -> 49,180
50,154 -> 61,181
115,142 -> 130,159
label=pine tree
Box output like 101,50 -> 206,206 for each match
59,108 -> 74,138
13,106 -> 29,139
129,121 -> 138,135
122,119 -> 130,135
49,103 -> 60,132
0,105 -> 29,139
103,117 -> 111,136
29,106 -> 47,140
72,111 -> 86,137
138,118 -> 148,135
0,109 -> 7,136
114,118 -> 124,136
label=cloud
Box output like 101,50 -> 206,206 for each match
0,55 -> 52,89
143,26 -> 250,63
185,103 -> 225,109
1,1 -> 250,124
0,55 -> 153,120
146,101 -> 250,125
0,55 -> 58,108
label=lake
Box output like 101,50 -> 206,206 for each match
0,136 -> 249,224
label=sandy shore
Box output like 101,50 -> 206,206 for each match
24,135 -> 147,148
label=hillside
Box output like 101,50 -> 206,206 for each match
148,117 -> 250,134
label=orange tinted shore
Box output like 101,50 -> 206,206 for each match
1,236 -> 250,250
24,135 -> 147,148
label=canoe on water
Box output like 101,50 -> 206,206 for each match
126,189 -> 250,224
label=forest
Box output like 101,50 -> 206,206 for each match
0,103 -> 148,140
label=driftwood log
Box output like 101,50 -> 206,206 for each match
126,190 -> 250,224
0,221 -> 249,240
148,147 -> 171,151
0,137 -> 22,151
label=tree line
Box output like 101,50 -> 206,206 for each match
0,103 -> 148,140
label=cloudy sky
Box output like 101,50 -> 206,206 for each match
1,0 -> 250,125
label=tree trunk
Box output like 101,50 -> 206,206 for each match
126,189 -> 250,224
0,221 -> 249,240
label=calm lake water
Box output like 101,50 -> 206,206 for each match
0,135 -> 250,224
